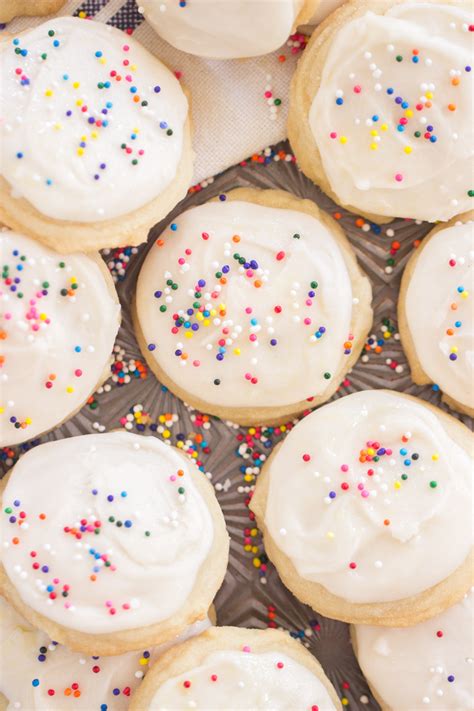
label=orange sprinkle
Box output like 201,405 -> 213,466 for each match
383,519 -> 390,526
39,513 -> 46,520
446,328 -> 454,336
278,55 -> 286,63
177,469 -> 184,477
451,303 -> 458,311
334,212 -> 342,220
355,218 -> 365,228
12,537 -> 19,545
448,103 -> 456,111
156,239 -> 165,247
452,77 -> 460,86
232,235 -> 241,243
254,280 -> 262,288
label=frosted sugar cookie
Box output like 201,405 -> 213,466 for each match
130,626 -> 341,710
0,0 -> 65,23
0,17 -> 193,252
399,213 -> 474,417
0,230 -> 120,447
0,432 -> 229,655
0,595 -> 210,710
139,0 -> 318,59
289,0 -> 474,222
250,390 -> 473,625
134,188 -> 372,426
352,588 -> 474,710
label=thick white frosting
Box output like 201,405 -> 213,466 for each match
0,432 -> 214,633
309,3 -> 473,221
0,595 -> 211,711
139,0 -> 304,59
405,221 -> 474,410
149,648 -> 337,710
0,230 -> 120,446
136,199 -> 359,409
354,588 -> 474,710
0,17 -> 188,222
263,390 -> 473,603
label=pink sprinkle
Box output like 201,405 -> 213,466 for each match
330,132 -> 337,139
211,674 -> 218,682
395,173 -> 403,182
4,313 -> 11,320
357,483 -> 364,491
277,662 -> 284,669
361,490 -> 369,498
449,259 -> 456,267
349,562 -> 357,570
251,377 -> 258,384
264,91 -> 273,98
353,85 -> 361,93
249,334 -> 257,342
53,578 -> 59,584
122,44 -> 130,51
341,464 -> 349,472
170,475 -> 176,482
178,258 -> 185,265
245,373 -> 252,381
192,360 -> 200,367
202,232 -> 209,240
122,603 -> 130,610
74,369 -> 82,377
245,307 -> 252,314
304,318 -> 312,325
302,453 -> 311,462
243,646 -> 251,653
105,601 -> 113,608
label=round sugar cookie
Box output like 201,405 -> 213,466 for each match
129,626 -> 341,710
134,188 -> 372,426
0,0 -> 66,23
250,389 -> 473,625
352,588 -> 474,710
0,229 -> 120,447
0,17 -> 193,252
0,432 -> 229,655
399,212 -> 474,417
0,595 -> 211,710
139,0 -> 318,59
288,0 -> 474,223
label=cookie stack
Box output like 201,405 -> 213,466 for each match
0,0 -> 472,709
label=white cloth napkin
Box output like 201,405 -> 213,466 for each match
4,0 -> 313,183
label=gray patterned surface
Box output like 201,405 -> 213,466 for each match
2,141 -> 472,709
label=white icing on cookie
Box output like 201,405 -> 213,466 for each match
309,3 -> 473,221
149,648 -> 337,710
139,0 -> 304,59
0,432 -> 214,634
0,595 -> 211,710
0,17 -> 188,222
405,220 -> 474,410
353,588 -> 474,710
136,199 -> 362,409
0,230 -> 120,447
263,390 -> 472,603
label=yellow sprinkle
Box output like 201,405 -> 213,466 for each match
176,441 -> 183,449
163,430 -> 170,439
244,544 -> 251,552
281,425 -> 286,432
326,531 -> 335,539
66,386 -> 74,394
210,309 -> 217,317
73,81 -> 80,89
44,89 -> 53,97
342,698 -> 349,707
249,427 -> 256,435
196,313 -> 204,321
25,418 -> 32,425
39,313 -> 47,321
250,528 -> 258,537
77,148 -> 84,156
451,346 -> 458,353
383,331 -> 391,339
184,332 -> 192,339
340,136 -> 347,144
133,127 -> 140,133
139,658 -> 148,666
404,146 -> 413,154
78,11 -> 86,18
203,319 -> 210,327
244,474 -> 253,483
99,57 -> 106,64
426,91 -> 433,99
405,109 -> 414,118
381,123 -> 388,131
90,131 -> 98,139
251,545 -> 258,554
461,291 -> 469,299
370,130 -> 378,137
234,348 -> 241,356
76,99 -> 83,106
394,481 -> 401,490
367,448 -> 375,456
53,123 -> 62,130
370,143 -> 378,150
253,558 -> 261,568
0,407 -> 4,414
432,453 -> 439,461
130,64 -> 137,71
